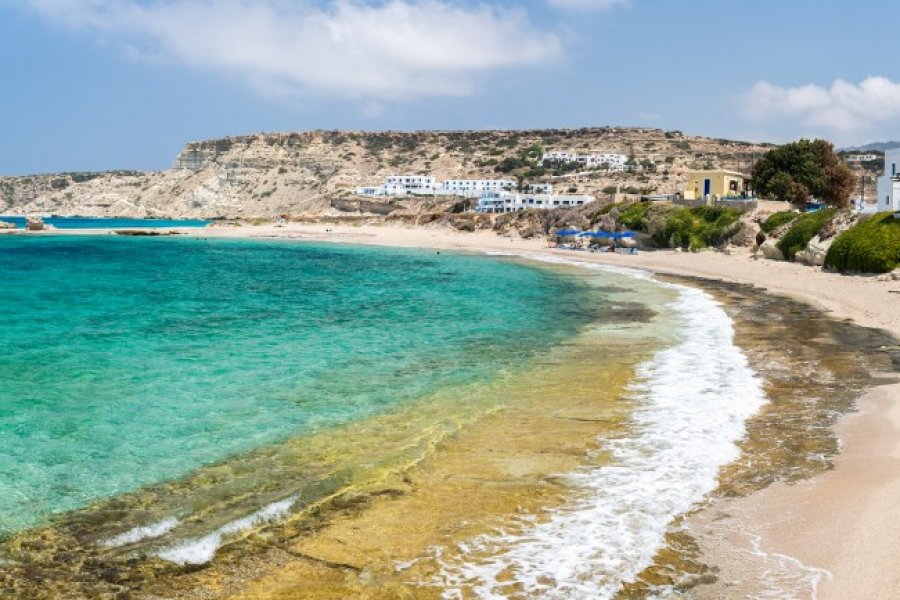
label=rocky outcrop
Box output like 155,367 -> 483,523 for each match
758,209 -> 861,265
795,235 -> 832,266
25,216 -> 44,231
760,239 -> 785,261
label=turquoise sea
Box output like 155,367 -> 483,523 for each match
3,235 -> 870,600
0,216 -> 208,229
0,236 -> 597,536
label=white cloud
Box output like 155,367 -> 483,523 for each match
25,0 -> 562,100
548,0 -> 628,11
742,76 -> 900,137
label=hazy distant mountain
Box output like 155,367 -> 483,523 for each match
841,141 -> 900,152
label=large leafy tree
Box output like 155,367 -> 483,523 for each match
751,139 -> 855,208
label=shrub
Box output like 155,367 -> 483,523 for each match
825,213 -> 900,273
593,201 -> 622,218
638,204 -> 682,243
658,205 -> 742,250
618,202 -> 651,230
594,202 -> 743,249
761,210 -> 799,233
602,186 -> 618,195
776,208 -> 836,260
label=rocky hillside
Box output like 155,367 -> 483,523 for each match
0,128 -> 774,219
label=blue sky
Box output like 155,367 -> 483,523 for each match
1,0 -> 899,175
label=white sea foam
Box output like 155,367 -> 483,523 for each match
155,495 -> 298,565
433,267 -> 768,599
101,517 -> 180,547
745,533 -> 833,600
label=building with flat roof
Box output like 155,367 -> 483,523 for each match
542,150 -> 628,171
844,153 -> 880,163
522,183 -> 553,194
876,149 -> 900,213
441,179 -> 515,198
384,175 -> 436,195
355,176 -> 515,198
681,170 -> 751,201
475,191 -> 594,213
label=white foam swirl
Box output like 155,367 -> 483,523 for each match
101,517 -> 180,547
155,495 -> 298,565
434,271 -> 767,598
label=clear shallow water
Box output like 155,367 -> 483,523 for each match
435,265 -> 766,598
0,236 -> 595,535
0,216 -> 208,229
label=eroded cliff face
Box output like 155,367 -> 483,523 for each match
0,128 -> 773,219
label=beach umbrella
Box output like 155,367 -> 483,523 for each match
554,229 -> 581,237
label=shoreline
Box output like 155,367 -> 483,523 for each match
8,222 -> 900,597
196,222 -> 900,599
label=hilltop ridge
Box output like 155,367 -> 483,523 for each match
0,128 -> 774,220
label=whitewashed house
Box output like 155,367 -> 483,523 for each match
441,179 -> 515,198
541,150 -> 628,171
542,150 -> 579,163
356,176 -> 516,198
585,152 -> 628,170
384,176 -> 437,195
844,153 -> 880,163
475,191 -> 594,213
876,149 -> 900,213
522,183 -> 553,194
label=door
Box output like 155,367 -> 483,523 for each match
703,178 -> 712,197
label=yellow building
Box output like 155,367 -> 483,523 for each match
681,170 -> 750,201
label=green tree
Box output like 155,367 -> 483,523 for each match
751,139 -> 854,208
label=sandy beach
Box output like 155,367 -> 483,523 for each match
191,221 -> 900,598
14,222 -> 900,597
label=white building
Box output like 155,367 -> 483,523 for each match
356,176 -> 517,198
384,175 -> 436,195
475,191 -> 595,213
541,150 -> 628,171
355,186 -> 385,196
876,149 -> 900,213
585,152 -> 628,170
522,183 -> 553,194
844,153 -> 880,163
542,150 -> 579,163
441,179 -> 515,198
